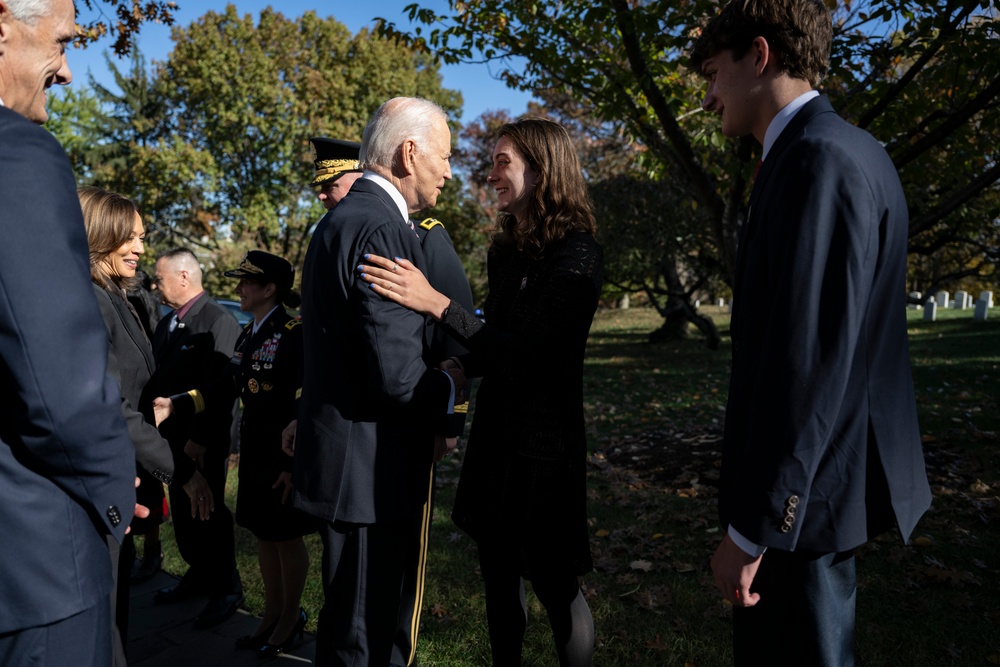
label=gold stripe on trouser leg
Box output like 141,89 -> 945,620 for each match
407,463 -> 435,666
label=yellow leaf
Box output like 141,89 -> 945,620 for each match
595,529 -> 610,537
913,535 -> 935,547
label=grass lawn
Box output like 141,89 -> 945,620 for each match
153,304 -> 999,666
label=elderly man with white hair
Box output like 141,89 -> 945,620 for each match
291,97 -> 466,666
0,0 -> 137,664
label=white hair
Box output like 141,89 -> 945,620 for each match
359,97 -> 448,170
5,0 -> 52,24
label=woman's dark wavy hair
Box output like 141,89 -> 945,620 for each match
688,0 -> 832,87
492,117 -> 596,252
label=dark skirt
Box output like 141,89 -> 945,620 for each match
235,427 -> 315,542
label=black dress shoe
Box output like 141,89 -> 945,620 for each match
234,620 -> 278,650
153,579 -> 205,604
130,549 -> 164,583
258,609 -> 306,659
194,593 -> 244,629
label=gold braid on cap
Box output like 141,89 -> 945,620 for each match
236,258 -> 266,274
313,159 -> 361,184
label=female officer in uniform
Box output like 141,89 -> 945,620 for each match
155,251 -> 313,658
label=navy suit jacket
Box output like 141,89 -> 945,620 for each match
294,178 -> 452,525
721,96 -> 932,553
0,107 -> 135,633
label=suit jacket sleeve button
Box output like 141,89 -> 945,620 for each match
107,505 -> 121,527
780,524 -> 792,533
787,495 -> 800,506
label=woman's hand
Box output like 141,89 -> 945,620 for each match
272,471 -> 295,505
153,396 -> 174,427
357,255 -> 451,320
281,419 -> 297,457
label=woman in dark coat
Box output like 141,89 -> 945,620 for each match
157,251 -> 313,658
359,118 -> 603,666
79,186 -> 213,665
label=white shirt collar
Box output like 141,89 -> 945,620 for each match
252,305 -> 280,337
761,90 -> 820,161
361,170 -> 408,223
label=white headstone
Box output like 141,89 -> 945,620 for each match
974,300 -> 988,321
980,291 -> 994,308
954,291 -> 968,309
936,291 -> 949,308
923,300 -> 937,321
694,299 -> 700,309
717,298 -> 725,307
909,291 -> 922,310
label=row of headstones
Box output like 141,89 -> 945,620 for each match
911,290 -> 994,321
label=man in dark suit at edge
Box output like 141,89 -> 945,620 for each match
149,247 -> 244,628
304,134 -> 475,667
291,97 -> 466,666
0,0 -> 136,663
689,1 -> 932,664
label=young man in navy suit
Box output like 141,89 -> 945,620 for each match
690,0 -> 932,664
0,0 -> 136,663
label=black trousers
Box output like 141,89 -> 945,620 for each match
0,603 -> 111,667
315,517 -> 410,667
733,548 -> 856,667
108,533 -> 134,666
392,466 -> 435,667
167,445 -> 241,597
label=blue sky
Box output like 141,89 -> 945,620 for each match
70,0 -> 535,123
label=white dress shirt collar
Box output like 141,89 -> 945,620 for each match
361,170 -> 408,223
761,90 -> 820,161
252,305 -> 280,337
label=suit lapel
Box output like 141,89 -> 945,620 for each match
112,296 -> 156,375
735,95 -> 836,304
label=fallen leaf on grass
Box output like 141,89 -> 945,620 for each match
429,603 -> 447,618
646,634 -> 671,650
969,479 -> 991,494
630,559 -> 653,572
912,535 -> 935,547
595,529 -> 610,537
673,561 -> 697,573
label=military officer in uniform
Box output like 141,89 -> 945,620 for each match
156,251 -> 314,657
310,137 -> 364,211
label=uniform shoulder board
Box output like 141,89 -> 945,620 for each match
419,217 -> 444,231
285,319 -> 301,331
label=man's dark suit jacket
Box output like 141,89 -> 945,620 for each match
0,106 -> 135,633
294,178 -> 452,525
150,293 -> 240,484
93,283 -> 174,485
722,95 -> 932,554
